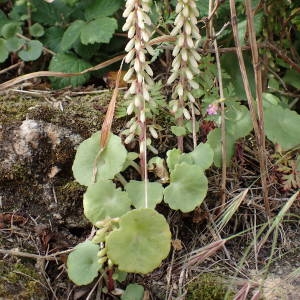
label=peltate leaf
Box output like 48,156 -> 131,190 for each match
72,131 -> 127,186
29,23 -> 44,37
18,40 -> 43,61
67,241 -> 100,285
48,53 -> 92,88
186,143 -> 214,170
163,163 -> 208,212
1,22 -> 19,39
80,17 -> 117,45
121,284 -> 144,300
106,209 -> 171,274
126,180 -> 164,209
83,180 -> 131,225
85,0 -> 123,20
5,37 -> 24,52
264,105 -> 300,150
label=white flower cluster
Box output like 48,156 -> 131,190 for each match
122,0 -> 154,120
167,0 -> 201,115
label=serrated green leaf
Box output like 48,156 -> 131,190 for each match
18,40 -> 43,61
263,92 -> 280,107
207,128 -> 236,167
264,105 -> 300,150
72,131 -> 127,186
226,105 -> 252,139
29,23 -> 44,37
171,126 -> 186,136
186,143 -> 214,170
5,37 -> 24,52
126,180 -> 164,209
80,17 -> 117,45
61,20 -> 85,51
0,38 -> 9,63
1,22 -> 19,39
85,0 -> 122,20
48,53 -> 92,88
83,180 -> 131,225
67,241 -> 100,285
31,0 -> 71,26
163,163 -> 208,212
121,284 -> 144,300
106,209 -> 171,274
41,26 -> 64,52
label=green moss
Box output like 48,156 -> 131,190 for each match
0,260 -> 47,299
186,273 -> 234,300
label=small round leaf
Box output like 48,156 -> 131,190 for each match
83,180 -> 131,225
163,163 -> 208,212
106,209 -> 171,274
18,40 -> 43,61
186,143 -> 214,170
67,241 -> 100,285
126,180 -> 164,209
72,131 -> 127,186
29,23 -> 45,37
121,284 -> 144,300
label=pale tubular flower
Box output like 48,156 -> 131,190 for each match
167,0 -> 201,144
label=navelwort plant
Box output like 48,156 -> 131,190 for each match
66,0 -> 300,291
66,0 -> 213,288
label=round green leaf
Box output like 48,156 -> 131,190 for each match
72,131 -> 127,186
171,126 -> 186,137
67,241 -> 100,285
29,23 -> 45,37
48,53 -> 92,89
5,37 -> 24,52
265,105 -> 300,150
84,180 -> 131,225
1,22 -> 19,39
186,143 -> 214,170
18,40 -> 43,61
126,180 -> 164,209
0,38 -> 9,63
163,163 -> 208,212
106,209 -> 171,274
80,17 -> 117,45
121,284 -> 144,300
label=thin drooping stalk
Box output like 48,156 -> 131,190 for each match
245,0 -> 270,215
229,0 -> 270,216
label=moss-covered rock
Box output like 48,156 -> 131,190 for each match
186,273 -> 234,300
0,260 -> 47,299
